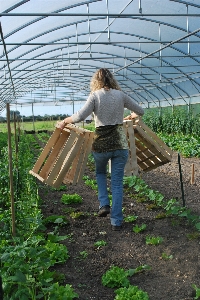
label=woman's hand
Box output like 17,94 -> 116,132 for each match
124,112 -> 140,124
56,116 -> 73,130
57,120 -> 66,130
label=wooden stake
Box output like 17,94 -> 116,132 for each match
6,103 -> 16,236
191,163 -> 195,184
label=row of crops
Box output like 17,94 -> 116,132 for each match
143,107 -> 200,157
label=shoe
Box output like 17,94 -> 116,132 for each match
98,205 -> 110,217
111,225 -> 122,231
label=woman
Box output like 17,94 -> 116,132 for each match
57,68 -> 144,231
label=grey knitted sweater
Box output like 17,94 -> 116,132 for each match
71,88 -> 144,127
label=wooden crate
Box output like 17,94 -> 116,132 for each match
132,119 -> 173,172
29,124 -> 94,187
123,120 -> 138,176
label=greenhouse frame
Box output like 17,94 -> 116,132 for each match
0,0 -> 200,115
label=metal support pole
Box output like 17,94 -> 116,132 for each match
6,103 -> 16,236
32,102 -> 35,132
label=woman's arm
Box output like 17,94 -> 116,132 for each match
57,94 -> 95,130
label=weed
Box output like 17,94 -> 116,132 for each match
192,284 -> 200,299
43,215 -> 69,226
124,215 -> 138,223
61,193 -> 82,204
146,235 -> 164,246
186,232 -> 200,240
115,285 -> 149,300
94,240 -> 107,249
102,265 -> 150,289
161,253 -> 173,260
133,224 -> 147,233
70,211 -> 85,219
79,251 -> 88,259
155,212 -> 167,219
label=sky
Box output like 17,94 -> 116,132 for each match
0,103 -> 84,117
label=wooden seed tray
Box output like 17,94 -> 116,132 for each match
132,119 -> 173,172
29,124 -> 94,187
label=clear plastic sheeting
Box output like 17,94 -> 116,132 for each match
0,0 -> 200,114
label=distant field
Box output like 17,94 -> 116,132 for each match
0,120 -> 95,133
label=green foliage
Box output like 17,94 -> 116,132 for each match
94,240 -> 107,249
132,224 -> 147,233
43,282 -> 79,299
161,253 -> 173,260
115,285 -> 149,300
158,133 -> 200,157
142,107 -> 200,157
124,215 -> 138,223
102,265 -> 150,289
192,284 -> 200,300
0,133 -> 78,299
70,211 -> 86,219
83,176 -> 98,190
61,193 -> 82,204
102,266 -> 130,288
145,235 -> 164,246
78,251 -> 88,259
186,232 -> 200,240
43,215 -> 69,226
123,175 -> 200,232
143,107 -> 200,136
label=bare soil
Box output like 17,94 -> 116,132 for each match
38,152 -> 200,300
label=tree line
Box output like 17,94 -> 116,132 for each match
0,111 -> 69,123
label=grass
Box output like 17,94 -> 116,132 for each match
0,120 -> 95,133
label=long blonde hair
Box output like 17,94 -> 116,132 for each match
90,68 -> 121,92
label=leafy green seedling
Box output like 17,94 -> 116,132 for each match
102,266 -> 130,288
155,212 -> 167,219
133,224 -> 147,233
146,235 -> 163,246
70,211 -> 85,219
94,240 -> 107,249
192,284 -> 200,300
102,265 -> 150,289
124,215 -> 138,222
161,252 -> 173,260
51,184 -> 67,191
61,193 -> 82,204
43,215 -> 69,226
115,285 -> 149,300
79,251 -> 88,259
46,282 -> 79,299
186,232 -> 200,240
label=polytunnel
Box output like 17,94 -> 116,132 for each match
0,0 -> 200,114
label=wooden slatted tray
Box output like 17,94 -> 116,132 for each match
123,120 -> 138,176
132,119 -> 173,172
29,124 -> 94,187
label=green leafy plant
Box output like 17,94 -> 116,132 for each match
161,253 -> 173,260
79,251 -> 88,259
133,224 -> 147,233
186,232 -> 200,240
124,215 -> 138,222
61,193 -> 82,204
94,240 -> 107,249
115,285 -> 149,300
70,211 -> 85,219
102,266 -> 130,288
146,235 -> 164,246
43,215 -> 69,226
102,265 -> 151,289
44,282 -> 79,299
192,284 -> 200,300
